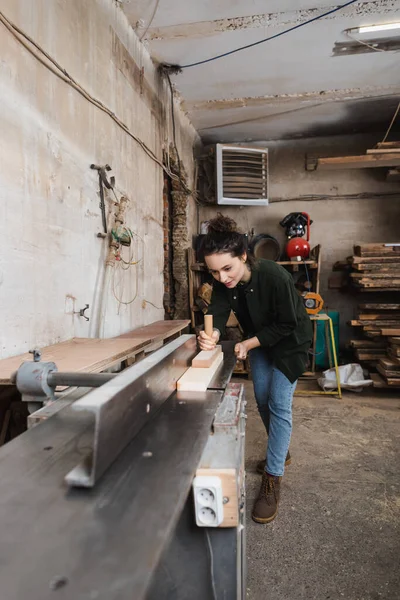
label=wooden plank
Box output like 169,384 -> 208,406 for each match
192,346 -> 222,369
376,141 -> 400,149
358,314 -> 400,321
355,350 -> 387,360
317,153 -> 400,170
388,337 -> 400,344
364,330 -> 383,338
276,260 -> 317,268
117,320 -> 190,343
354,281 -> 400,288
177,353 -> 224,392
349,320 -> 400,327
386,378 -> 400,387
349,339 -> 387,349
196,468 -> 238,527
380,329 -> 400,336
0,337 -> 151,385
350,273 -> 400,279
354,243 -> 400,258
367,148 -> 400,154
352,256 -> 400,264
376,363 -> 400,384
359,304 -> 400,311
353,263 -> 400,272
361,288 -> 400,292
371,373 -> 390,388
27,399 -> 74,429
388,350 -> 400,364
379,358 -> 400,371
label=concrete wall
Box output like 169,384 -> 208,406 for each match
199,134 -> 400,345
0,0 -> 198,359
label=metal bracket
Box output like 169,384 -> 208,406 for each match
29,349 -> 42,362
65,334 -> 197,488
75,304 -> 90,321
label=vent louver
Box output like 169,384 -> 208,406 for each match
216,144 -> 269,206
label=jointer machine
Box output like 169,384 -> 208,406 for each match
0,329 -> 247,600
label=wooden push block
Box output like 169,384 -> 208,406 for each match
177,352 -> 224,392
192,346 -> 222,369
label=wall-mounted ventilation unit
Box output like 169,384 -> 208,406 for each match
216,144 -> 269,206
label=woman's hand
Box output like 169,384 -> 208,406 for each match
198,329 -> 220,351
234,336 -> 260,359
234,342 -> 248,360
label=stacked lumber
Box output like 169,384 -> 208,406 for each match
376,355 -> 400,387
348,304 -> 400,369
369,333 -> 400,390
177,346 -> 223,392
349,244 -> 400,292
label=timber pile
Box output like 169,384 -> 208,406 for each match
372,337 -> 400,389
348,304 -> 400,370
349,243 -> 400,292
330,243 -> 400,291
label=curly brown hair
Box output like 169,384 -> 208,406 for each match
201,213 -> 255,266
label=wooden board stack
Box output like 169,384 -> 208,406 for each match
348,243 -> 400,292
371,337 -> 400,388
177,346 -> 223,392
349,304 -> 400,370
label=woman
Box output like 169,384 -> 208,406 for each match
198,214 -> 312,524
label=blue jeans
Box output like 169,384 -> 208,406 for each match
249,347 -> 297,477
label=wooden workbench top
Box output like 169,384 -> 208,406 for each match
0,337 -> 151,385
0,320 -> 191,385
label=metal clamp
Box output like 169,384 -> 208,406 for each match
16,360 -> 58,411
75,304 -> 90,321
29,349 -> 42,362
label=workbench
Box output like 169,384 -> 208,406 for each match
0,336 -> 246,599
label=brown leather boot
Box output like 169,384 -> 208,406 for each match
256,450 -> 291,475
252,472 -> 281,524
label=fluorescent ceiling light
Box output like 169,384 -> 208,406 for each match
353,22 -> 400,34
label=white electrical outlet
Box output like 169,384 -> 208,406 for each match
193,476 -> 223,527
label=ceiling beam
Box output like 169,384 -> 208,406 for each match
184,86 -> 400,113
144,2 -> 399,41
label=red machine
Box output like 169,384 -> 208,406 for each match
280,212 -> 312,260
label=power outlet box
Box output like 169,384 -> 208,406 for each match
192,475 -> 223,527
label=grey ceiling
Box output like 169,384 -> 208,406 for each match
122,0 -> 400,142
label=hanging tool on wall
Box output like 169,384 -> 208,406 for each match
90,163 -> 116,234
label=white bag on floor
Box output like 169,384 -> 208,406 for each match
318,363 -> 373,393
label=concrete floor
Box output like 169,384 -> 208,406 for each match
243,380 -> 400,600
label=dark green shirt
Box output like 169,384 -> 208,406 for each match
207,259 -> 313,383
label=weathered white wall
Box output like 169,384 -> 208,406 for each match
200,134 -> 400,344
0,0 -> 198,359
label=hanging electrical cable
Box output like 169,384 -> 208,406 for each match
162,0 -> 360,70
139,0 -> 161,41
380,101 -> 400,144
0,9 -> 195,197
